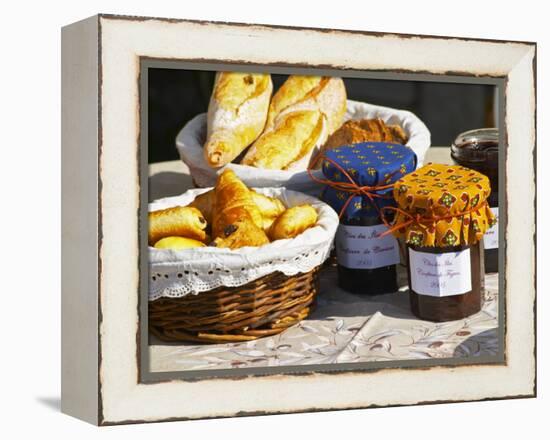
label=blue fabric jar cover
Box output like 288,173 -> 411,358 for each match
321,142 -> 417,219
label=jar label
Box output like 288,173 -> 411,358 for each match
409,248 -> 472,297
483,207 -> 499,250
336,224 -> 400,269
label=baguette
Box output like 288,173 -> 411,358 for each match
241,75 -> 346,170
204,72 -> 272,167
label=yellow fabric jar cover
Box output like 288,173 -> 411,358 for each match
388,163 -> 497,247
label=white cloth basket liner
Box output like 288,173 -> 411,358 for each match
176,99 -> 431,194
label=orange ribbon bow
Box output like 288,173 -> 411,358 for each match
307,152 -> 397,219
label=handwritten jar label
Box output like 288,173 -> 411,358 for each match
409,248 -> 472,297
483,207 -> 499,250
336,224 -> 400,269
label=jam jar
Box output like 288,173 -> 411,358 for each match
320,142 -> 416,295
389,163 -> 496,321
336,209 -> 398,295
451,128 -> 499,272
407,242 -> 484,322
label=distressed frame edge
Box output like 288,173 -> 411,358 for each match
502,44 -> 537,398
61,14 -> 101,425
94,15 -> 537,425
97,12 -> 537,47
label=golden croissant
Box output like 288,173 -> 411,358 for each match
211,216 -> 270,249
190,188 -> 285,232
212,169 -> 268,247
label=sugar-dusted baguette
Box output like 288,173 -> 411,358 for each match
204,72 -> 272,167
241,75 -> 346,170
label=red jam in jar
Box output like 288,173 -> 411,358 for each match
451,128 -> 499,273
388,163 -> 496,322
407,242 -> 484,322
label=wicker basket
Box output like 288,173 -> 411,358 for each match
149,267 -> 320,343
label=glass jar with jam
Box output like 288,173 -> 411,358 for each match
407,242 -> 484,321
388,163 -> 496,321
451,128 -> 499,272
320,142 -> 416,295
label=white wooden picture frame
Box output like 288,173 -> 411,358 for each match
61,14 -> 536,425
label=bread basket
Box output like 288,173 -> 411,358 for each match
175,100 -> 431,194
148,187 -> 339,343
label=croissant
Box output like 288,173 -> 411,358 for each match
212,169 -> 264,239
269,205 -> 318,241
211,216 -> 270,249
241,75 -> 346,170
148,206 -> 207,245
250,190 -> 286,231
189,191 -> 216,225
191,188 -> 286,235
204,72 -> 272,167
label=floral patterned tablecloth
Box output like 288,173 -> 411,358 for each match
149,266 -> 498,372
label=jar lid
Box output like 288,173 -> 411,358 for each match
322,142 -> 416,185
390,163 -> 496,246
320,142 -> 416,218
451,127 -> 499,164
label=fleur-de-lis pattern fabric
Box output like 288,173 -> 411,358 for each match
321,142 -> 417,219
392,163 -> 496,246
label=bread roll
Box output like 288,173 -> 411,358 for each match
148,206 -> 207,245
204,72 -> 272,167
153,236 -> 206,250
269,205 -> 318,240
323,118 -> 408,151
241,75 -> 346,170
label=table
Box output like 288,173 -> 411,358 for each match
148,147 -> 499,373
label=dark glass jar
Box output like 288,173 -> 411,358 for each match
407,241 -> 484,322
320,142 -> 416,296
336,212 -> 398,295
451,128 -> 499,272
